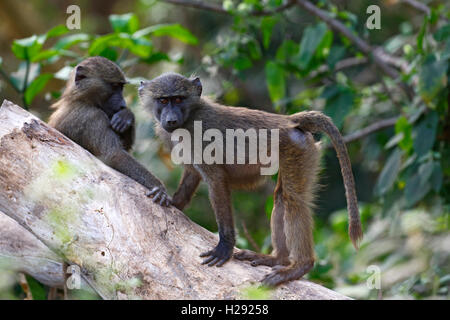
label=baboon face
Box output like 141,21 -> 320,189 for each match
139,73 -> 202,132
70,56 -> 127,114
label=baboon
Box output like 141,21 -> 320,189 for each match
139,73 -> 362,286
48,57 -> 170,206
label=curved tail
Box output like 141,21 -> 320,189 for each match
290,111 -> 363,249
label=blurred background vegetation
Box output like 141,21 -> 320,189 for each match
0,0 -> 449,300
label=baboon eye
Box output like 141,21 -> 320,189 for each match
174,97 -> 183,104
111,83 -> 124,91
159,98 -> 169,105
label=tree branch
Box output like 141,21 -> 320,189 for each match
163,0 -> 412,97
308,56 -> 368,79
0,99 -> 349,300
342,116 -> 398,144
294,1 -> 405,81
401,0 -> 431,15
401,0 -> 449,23
161,0 -> 296,16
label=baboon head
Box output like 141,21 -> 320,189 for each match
139,73 -> 202,132
65,56 -> 127,114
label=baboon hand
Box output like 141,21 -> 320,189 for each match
146,186 -> 172,207
200,240 -> 233,267
111,108 -> 134,134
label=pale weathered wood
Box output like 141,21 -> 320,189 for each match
0,212 -> 64,287
0,99 -> 349,300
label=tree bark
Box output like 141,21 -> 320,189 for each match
0,212 -> 64,287
0,100 -> 349,300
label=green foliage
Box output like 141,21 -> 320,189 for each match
322,85 -> 355,128
240,285 -> 272,299
0,13 -> 197,109
296,23 -> 328,70
265,61 -> 285,109
25,275 -> 46,300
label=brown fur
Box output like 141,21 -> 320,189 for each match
48,57 -> 170,206
139,73 -> 362,286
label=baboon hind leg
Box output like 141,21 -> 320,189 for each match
262,136 -> 319,286
234,175 -> 290,267
262,197 -> 315,286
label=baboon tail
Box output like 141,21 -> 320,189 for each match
290,111 -> 363,249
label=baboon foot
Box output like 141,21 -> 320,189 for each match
200,241 -> 233,267
234,250 -> 289,267
261,260 -> 314,287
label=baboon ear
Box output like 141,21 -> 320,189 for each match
191,77 -> 202,96
74,66 -> 87,84
138,80 -> 147,94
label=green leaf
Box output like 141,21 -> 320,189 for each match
24,73 -> 52,105
442,39 -> 450,60
322,85 -> 354,128
247,40 -> 262,60
99,47 -> 118,61
31,49 -> 60,62
404,162 -> 433,208
109,13 -> 140,34
326,46 -> 346,69
433,24 -> 450,42
430,161 -> 443,192
89,34 -> 152,58
395,116 -> 413,153
89,34 -> 119,56
265,61 -> 285,107
46,25 -> 69,38
11,35 -> 43,60
321,84 -> 340,99
315,30 -> 333,59
25,275 -> 46,300
54,33 -> 90,50
331,211 -> 348,234
375,149 -> 402,196
275,40 -> 299,63
234,56 -> 252,70
419,54 -> 448,102
133,24 -> 198,45
261,16 -> 278,49
417,16 -> 427,54
128,36 -> 152,57
141,52 -> 170,64
295,23 -> 327,70
413,111 -> 439,157
265,195 -> 273,220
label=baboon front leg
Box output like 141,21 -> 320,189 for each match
172,168 -> 201,210
234,176 -> 289,267
199,168 -> 235,267
262,198 -> 315,287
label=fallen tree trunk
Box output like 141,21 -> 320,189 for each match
0,212 -> 64,287
0,100 -> 349,300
